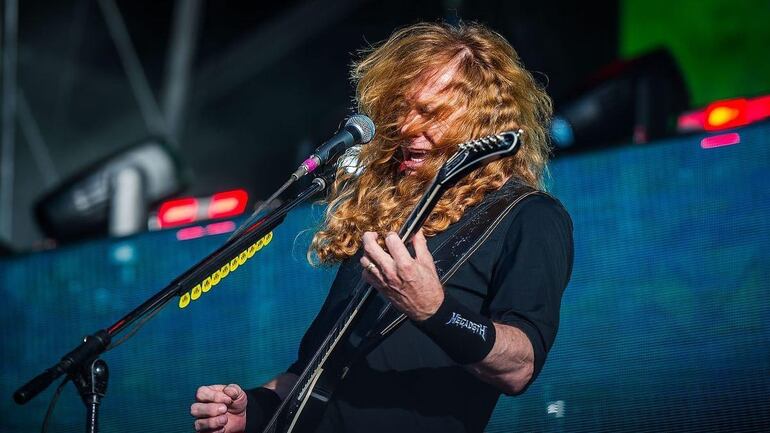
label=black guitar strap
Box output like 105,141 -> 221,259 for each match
348,180 -> 542,362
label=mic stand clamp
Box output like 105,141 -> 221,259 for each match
71,358 -> 109,433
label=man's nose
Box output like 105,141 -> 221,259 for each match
401,109 -> 421,134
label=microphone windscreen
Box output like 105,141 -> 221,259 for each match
345,114 -> 376,144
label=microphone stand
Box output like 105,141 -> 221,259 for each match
13,174 -> 331,433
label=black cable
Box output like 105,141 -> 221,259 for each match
41,377 -> 68,433
106,301 -> 165,351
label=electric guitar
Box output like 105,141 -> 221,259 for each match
262,129 -> 524,433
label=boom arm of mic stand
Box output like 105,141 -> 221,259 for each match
13,176 -> 329,406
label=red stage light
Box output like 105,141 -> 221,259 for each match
156,189 -> 247,231
704,99 -> 748,131
678,94 -> 770,133
701,133 -> 741,149
676,110 -> 706,132
208,189 -> 248,219
206,221 -> 236,235
159,198 -> 199,228
176,225 -> 206,241
747,95 -> 770,122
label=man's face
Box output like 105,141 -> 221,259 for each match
399,60 -> 464,176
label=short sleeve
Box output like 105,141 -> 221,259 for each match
488,194 -> 574,386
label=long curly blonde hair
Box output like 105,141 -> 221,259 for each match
309,21 -> 553,264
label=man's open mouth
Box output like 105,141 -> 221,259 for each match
403,148 -> 429,163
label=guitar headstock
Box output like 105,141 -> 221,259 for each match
437,130 -> 524,187
397,129 -> 524,239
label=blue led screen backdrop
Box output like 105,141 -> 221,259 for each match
2,123 -> 769,432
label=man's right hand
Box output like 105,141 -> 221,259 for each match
191,384 -> 247,433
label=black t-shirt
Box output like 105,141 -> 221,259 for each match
287,188 -> 573,433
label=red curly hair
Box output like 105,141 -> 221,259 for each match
309,22 -> 553,264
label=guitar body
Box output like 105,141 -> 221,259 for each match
264,285 -> 382,433
261,130 -> 524,433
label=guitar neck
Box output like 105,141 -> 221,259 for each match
397,177 -> 444,241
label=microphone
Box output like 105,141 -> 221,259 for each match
227,115 -> 374,242
291,114 -> 375,180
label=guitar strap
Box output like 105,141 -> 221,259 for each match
347,180 -> 542,363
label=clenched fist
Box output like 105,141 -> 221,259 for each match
191,384 -> 247,433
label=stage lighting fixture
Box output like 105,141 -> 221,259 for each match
678,94 -> 770,133
551,49 -> 689,151
35,138 -> 185,243
154,189 -> 249,229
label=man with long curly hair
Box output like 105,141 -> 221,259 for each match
191,21 -> 573,433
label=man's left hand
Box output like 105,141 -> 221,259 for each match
360,230 -> 444,321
